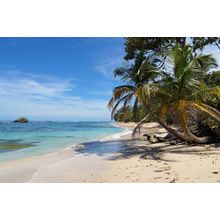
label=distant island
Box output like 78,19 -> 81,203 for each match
14,117 -> 29,123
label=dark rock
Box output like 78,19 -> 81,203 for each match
143,133 -> 150,137
14,117 -> 29,123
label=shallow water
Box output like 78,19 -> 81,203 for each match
0,121 -> 124,162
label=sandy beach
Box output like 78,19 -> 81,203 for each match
0,122 -> 220,183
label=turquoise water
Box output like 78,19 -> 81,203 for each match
0,121 -> 124,162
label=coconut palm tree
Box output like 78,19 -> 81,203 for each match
134,45 -> 220,143
108,52 -> 160,121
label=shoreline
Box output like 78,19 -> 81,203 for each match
0,122 -> 220,182
0,122 -> 128,164
0,123 -> 132,182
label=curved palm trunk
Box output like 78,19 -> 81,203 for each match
179,117 -> 209,143
158,116 -> 209,143
180,101 -> 220,143
159,104 -> 210,143
157,119 -> 186,141
143,105 -> 187,142
177,103 -> 209,143
159,117 -> 209,143
136,102 -> 217,144
131,110 -> 187,141
184,128 -> 209,143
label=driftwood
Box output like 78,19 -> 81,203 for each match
143,133 -> 165,144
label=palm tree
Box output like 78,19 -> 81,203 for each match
134,45 -> 220,143
108,52 -> 160,121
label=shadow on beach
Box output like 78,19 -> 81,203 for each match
74,138 -> 220,162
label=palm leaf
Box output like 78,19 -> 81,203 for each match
132,114 -> 150,137
110,93 -> 134,118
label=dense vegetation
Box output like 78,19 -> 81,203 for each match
113,105 -> 148,122
109,37 -> 220,144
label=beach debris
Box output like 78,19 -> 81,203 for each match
169,178 -> 176,183
143,134 -> 165,143
154,177 -> 161,179
143,133 -> 150,137
169,140 -> 178,145
212,171 -> 219,174
154,167 -> 170,172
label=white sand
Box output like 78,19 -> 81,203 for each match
0,122 -> 220,183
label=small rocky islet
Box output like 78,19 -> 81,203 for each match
14,117 -> 29,123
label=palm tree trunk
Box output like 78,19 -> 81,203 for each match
177,104 -> 210,143
143,105 -> 187,141
142,104 -> 211,144
159,116 -> 209,143
157,119 -> 186,141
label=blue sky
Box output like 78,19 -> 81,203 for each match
0,38 -> 220,121
0,38 -> 124,121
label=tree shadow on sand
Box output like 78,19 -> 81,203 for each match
74,138 -> 220,162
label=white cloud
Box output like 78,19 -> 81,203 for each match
0,70 -> 111,120
0,95 -> 110,120
0,79 -> 74,97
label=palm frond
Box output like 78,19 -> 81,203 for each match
136,83 -> 163,104
108,85 -> 135,109
196,54 -> 218,72
110,93 -> 134,119
132,114 -> 150,138
192,102 -> 220,122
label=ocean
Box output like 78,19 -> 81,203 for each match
0,121 -> 125,162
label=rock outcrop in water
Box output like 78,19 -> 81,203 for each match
14,117 -> 29,123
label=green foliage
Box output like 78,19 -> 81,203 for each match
205,71 -> 220,86
108,51 -> 160,120
109,37 -> 220,143
113,105 -> 151,122
135,44 -> 220,142
113,106 -> 134,122
124,37 -> 220,60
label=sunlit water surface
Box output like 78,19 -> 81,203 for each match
0,121 -> 124,162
